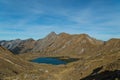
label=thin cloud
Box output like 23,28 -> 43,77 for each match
0,0 -> 120,40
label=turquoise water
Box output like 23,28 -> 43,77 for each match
31,57 -> 67,65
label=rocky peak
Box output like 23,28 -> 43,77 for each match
58,32 -> 71,38
46,32 -> 57,38
78,33 -> 89,37
25,38 -> 35,41
107,38 -> 120,43
44,32 -> 58,41
13,39 -> 22,43
105,38 -> 120,47
75,34 -> 103,45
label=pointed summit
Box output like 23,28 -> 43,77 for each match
48,31 -> 57,36
45,32 -> 57,39
26,38 -> 35,41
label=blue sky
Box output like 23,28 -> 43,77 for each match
0,0 -> 120,40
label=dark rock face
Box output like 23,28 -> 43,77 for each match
0,38 -> 35,54
81,70 -> 120,80
0,39 -> 22,54
0,39 -> 21,49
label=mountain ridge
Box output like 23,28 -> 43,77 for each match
0,32 -> 104,54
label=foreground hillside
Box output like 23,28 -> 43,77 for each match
0,32 -> 120,80
0,46 -> 33,79
0,46 -> 64,80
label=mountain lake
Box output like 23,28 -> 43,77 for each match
31,57 -> 79,65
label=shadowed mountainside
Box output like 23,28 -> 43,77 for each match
81,70 -> 120,80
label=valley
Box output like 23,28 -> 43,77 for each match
0,32 -> 120,80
